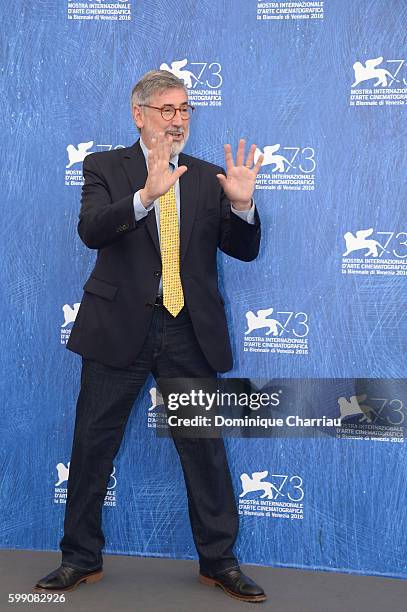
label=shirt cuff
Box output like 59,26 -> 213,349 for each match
230,200 -> 255,225
133,191 -> 154,221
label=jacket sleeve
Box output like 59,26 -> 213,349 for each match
217,169 -> 261,262
77,154 -> 137,249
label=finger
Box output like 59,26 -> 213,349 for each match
156,132 -> 170,161
245,143 -> 256,168
236,138 -> 245,167
172,165 -> 188,182
152,135 -> 167,166
150,137 -> 158,154
223,143 -> 234,173
164,131 -> 173,146
164,135 -> 174,161
253,154 -> 264,176
216,173 -> 227,188
147,147 -> 156,171
151,131 -> 163,159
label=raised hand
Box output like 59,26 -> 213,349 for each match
140,133 -> 188,207
216,139 -> 264,210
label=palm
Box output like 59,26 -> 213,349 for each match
217,139 -> 264,207
144,133 -> 187,203
221,165 -> 257,202
149,162 -> 174,195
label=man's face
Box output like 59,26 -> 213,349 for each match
133,87 -> 190,157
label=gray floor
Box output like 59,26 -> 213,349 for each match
0,550 -> 406,612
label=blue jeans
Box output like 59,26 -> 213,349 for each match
60,304 -> 239,576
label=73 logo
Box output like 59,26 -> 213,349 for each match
245,308 -> 309,337
254,144 -> 316,173
240,471 -> 304,501
160,58 -> 222,89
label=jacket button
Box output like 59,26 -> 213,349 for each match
153,271 -> 161,277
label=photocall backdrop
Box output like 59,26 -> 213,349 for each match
1,0 -> 406,579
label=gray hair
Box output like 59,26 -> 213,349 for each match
131,70 -> 187,108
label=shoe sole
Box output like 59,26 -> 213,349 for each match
33,570 -> 104,593
199,574 -> 267,603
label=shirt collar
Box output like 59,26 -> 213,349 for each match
139,137 -> 179,168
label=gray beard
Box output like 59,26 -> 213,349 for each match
170,131 -> 189,157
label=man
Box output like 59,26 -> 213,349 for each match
35,70 -> 266,603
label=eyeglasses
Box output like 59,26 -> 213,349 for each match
140,104 -> 195,120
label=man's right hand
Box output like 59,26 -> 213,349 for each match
139,133 -> 188,207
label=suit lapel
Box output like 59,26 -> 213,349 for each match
120,141 -> 160,256
179,154 -> 198,262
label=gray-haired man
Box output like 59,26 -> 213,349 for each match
35,70 -> 266,603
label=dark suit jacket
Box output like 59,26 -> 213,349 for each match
67,140 -> 261,372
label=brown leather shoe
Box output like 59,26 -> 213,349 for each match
199,567 -> 267,603
34,565 -> 103,592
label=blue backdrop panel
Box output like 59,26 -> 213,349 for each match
1,0 -> 406,579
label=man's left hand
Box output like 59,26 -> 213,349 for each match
216,139 -> 264,211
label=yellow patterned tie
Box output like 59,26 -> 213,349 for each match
159,184 -> 184,316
